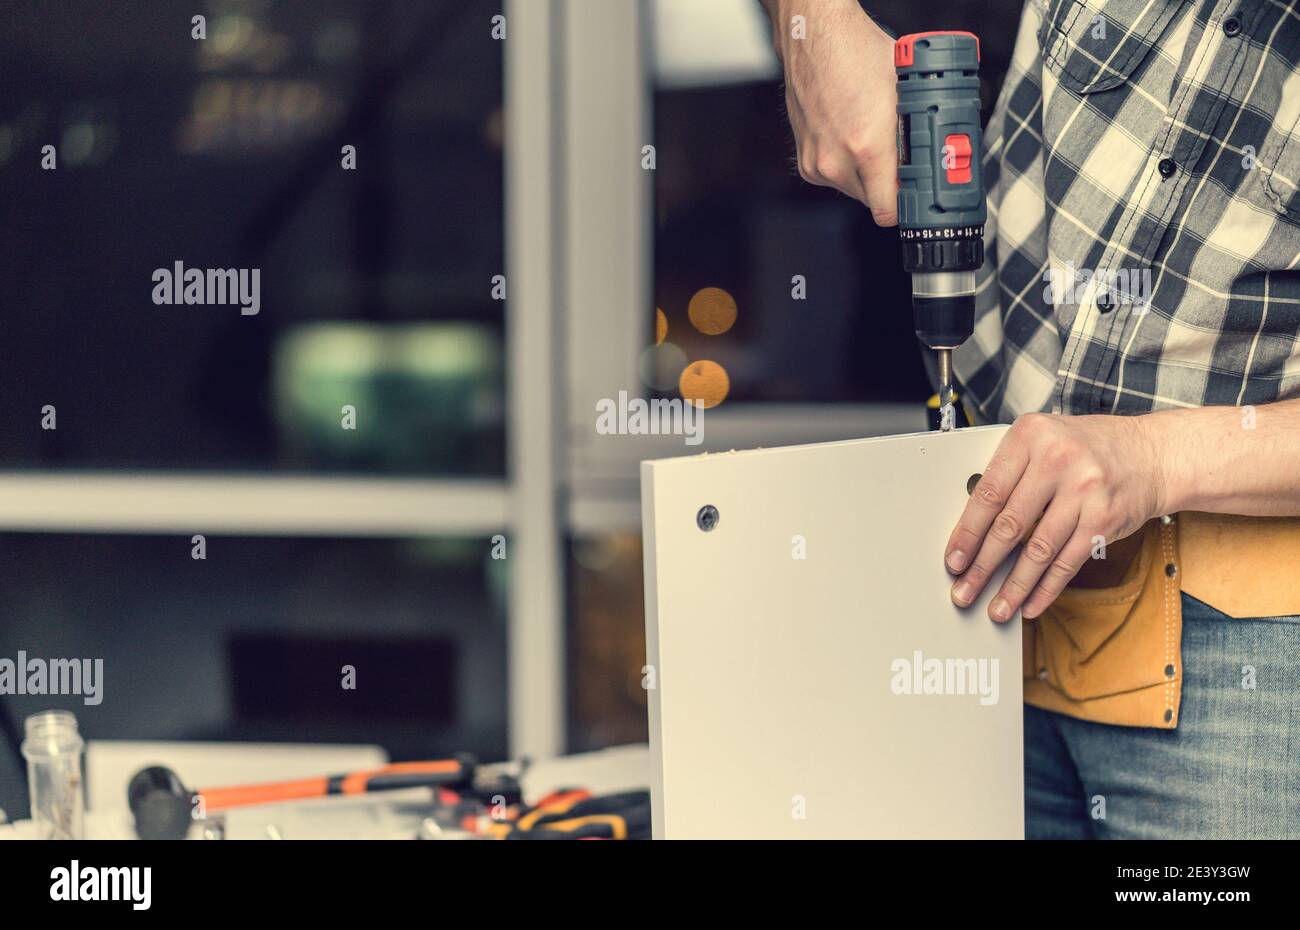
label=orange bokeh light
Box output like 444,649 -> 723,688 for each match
678,359 -> 730,409
687,287 -> 737,336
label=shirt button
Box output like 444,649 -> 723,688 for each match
1158,157 -> 1178,178
1223,16 -> 1242,37
1165,562 -> 1178,577
1096,292 -> 1114,313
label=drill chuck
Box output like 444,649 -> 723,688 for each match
895,31 -> 985,353
911,271 -> 976,350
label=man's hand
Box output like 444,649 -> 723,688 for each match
945,413 -> 1166,622
762,0 -> 900,224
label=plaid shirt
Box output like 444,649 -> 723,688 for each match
956,0 -> 1300,421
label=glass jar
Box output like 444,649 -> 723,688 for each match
20,710 -> 86,839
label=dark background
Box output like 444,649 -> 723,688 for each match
0,0 -> 506,474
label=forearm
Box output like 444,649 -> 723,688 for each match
1146,398 -> 1300,517
760,0 -> 866,60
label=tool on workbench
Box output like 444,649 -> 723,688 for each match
489,788 -> 652,841
127,755 -> 477,839
895,31 -> 985,432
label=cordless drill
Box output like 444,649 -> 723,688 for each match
894,31 -> 985,430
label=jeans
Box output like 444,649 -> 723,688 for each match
1025,593 -> 1300,839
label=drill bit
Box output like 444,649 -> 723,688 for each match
937,348 -> 956,432
937,348 -> 952,406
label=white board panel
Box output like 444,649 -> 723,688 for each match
641,425 -> 1023,839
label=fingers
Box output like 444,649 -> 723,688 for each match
774,20 -> 899,222
855,148 -> 899,226
1019,530 -> 1097,620
777,5 -> 899,221
942,411 -> 1147,622
797,143 -> 869,203
950,464 -> 1055,613
987,503 -> 1080,623
787,96 -> 896,217
945,437 -> 1032,575
793,138 -> 897,221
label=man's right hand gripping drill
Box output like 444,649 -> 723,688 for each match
760,0 -> 900,226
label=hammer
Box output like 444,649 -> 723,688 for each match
127,755 -> 476,840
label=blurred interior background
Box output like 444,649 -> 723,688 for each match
0,0 -> 1023,816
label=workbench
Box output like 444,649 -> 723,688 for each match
0,741 -> 649,840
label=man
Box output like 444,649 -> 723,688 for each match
762,0 -> 1300,838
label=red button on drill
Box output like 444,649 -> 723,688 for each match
944,133 -> 972,185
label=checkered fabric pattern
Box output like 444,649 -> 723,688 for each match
956,0 -> 1300,422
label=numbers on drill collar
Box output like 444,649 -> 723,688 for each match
900,225 -> 985,241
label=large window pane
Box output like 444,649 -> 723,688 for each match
0,0 -> 505,474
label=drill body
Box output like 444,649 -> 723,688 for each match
894,32 -> 985,423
